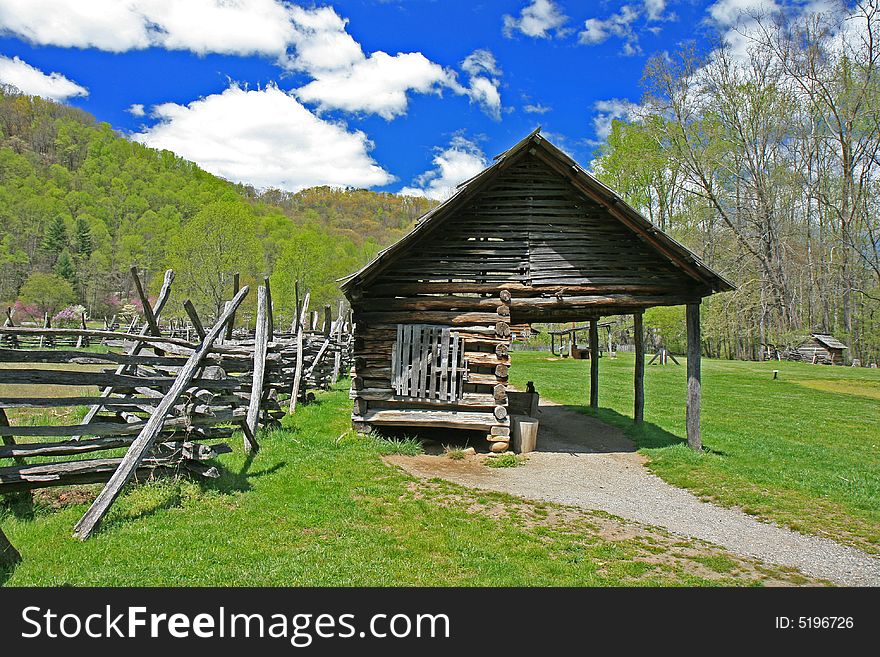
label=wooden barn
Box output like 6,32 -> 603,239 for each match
796,334 -> 848,364
341,130 -> 734,452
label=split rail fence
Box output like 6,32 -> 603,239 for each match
0,268 -> 352,542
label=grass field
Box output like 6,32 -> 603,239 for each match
1,386 -> 815,587
509,351 -> 880,554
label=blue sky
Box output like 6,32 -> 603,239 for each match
0,1 -> 751,198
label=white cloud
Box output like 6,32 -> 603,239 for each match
592,98 -> 639,140
288,9 -> 502,120
579,5 -> 641,50
133,84 -> 393,192
400,136 -> 488,201
523,103 -> 552,114
457,49 -> 502,120
0,55 -> 86,100
294,51 -> 454,120
706,0 -> 779,28
0,2 -> 504,121
462,49 -> 501,78
579,1 -> 677,54
126,103 -> 145,117
503,0 -> 569,39
0,0 -> 296,56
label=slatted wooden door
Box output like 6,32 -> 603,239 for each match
392,324 -> 467,401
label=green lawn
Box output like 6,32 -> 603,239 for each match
1,386 -> 814,586
509,351 -> 880,554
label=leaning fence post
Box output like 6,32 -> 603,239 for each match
244,286 -> 268,453
289,290 -> 310,412
73,286 -> 250,541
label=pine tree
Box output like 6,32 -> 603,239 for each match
73,216 -> 93,257
40,215 -> 68,264
54,249 -> 76,287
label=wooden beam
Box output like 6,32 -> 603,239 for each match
225,272 -> 240,341
244,285 -> 268,453
72,285 -> 250,541
589,319 -> 599,409
130,266 -> 161,338
686,302 -> 702,451
263,276 -> 274,342
289,290 -> 310,412
633,311 -> 644,424
183,300 -> 206,340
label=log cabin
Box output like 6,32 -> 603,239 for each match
341,130 -> 734,452
795,333 -> 848,364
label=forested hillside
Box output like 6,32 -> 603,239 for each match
593,6 -> 880,363
0,86 -> 433,325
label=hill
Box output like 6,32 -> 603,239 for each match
0,87 -> 433,324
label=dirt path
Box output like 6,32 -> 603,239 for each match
389,401 -> 880,586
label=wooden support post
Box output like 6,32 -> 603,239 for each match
289,290 -> 310,412
633,311 -> 644,424
1,409 -> 25,466
589,319 -> 599,409
292,281 -> 301,333
183,300 -> 206,340
130,266 -> 161,337
686,302 -> 702,451
225,272 -> 240,341
263,276 -> 274,343
75,313 -> 87,348
73,285 -> 250,540
332,300 -> 344,384
323,305 -> 332,336
244,286 -> 267,453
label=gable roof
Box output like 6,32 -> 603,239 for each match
811,334 -> 848,350
341,129 -> 735,294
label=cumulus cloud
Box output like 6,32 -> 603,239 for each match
579,1 -> 677,54
457,49 -> 502,120
289,10 -> 502,120
133,84 -> 393,192
0,55 -> 86,100
592,98 -> 639,140
126,103 -> 145,117
0,1 -> 504,120
0,0 -> 296,56
400,136 -> 488,201
706,0 -> 780,28
502,0 -> 569,39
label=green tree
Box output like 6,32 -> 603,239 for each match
73,216 -> 93,257
165,200 -> 262,320
40,214 -> 68,263
54,249 -> 76,287
18,272 -> 76,316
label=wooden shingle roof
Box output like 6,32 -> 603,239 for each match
341,129 -> 734,294
811,334 -> 848,350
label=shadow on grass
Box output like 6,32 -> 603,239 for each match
0,527 -> 21,586
551,404 -> 687,451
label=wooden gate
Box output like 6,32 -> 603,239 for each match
392,324 -> 467,401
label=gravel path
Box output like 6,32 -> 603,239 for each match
394,401 -> 880,586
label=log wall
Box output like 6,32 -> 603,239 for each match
346,153 -> 706,449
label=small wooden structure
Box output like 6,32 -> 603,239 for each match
795,334 -> 848,365
342,130 -> 733,452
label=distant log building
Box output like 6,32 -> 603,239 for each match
795,334 -> 848,365
341,130 -> 733,452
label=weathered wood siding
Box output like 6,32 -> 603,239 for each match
347,152 -> 708,446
